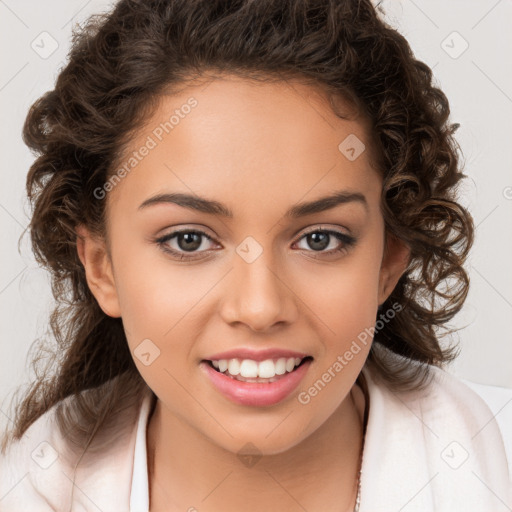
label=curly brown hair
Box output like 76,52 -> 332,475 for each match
1,0 -> 474,454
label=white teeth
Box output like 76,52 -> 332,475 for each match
274,358 -> 287,375
211,356 -> 305,379
258,359 -> 276,379
240,359 -> 259,378
228,358 -> 241,376
285,358 -> 295,372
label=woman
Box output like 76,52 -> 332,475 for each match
1,0 -> 510,510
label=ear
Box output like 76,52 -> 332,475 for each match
76,224 -> 121,318
377,232 -> 411,307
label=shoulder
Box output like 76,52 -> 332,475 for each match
458,374 -> 512,472
0,398 -> 76,510
413,365 -> 512,465
363,363 -> 512,450
416,365 -> 512,427
0,386 -> 152,511
359,364 -> 512,511
383,365 -> 512,469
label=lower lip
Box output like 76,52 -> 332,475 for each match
200,359 -> 312,407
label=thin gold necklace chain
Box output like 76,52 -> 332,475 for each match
353,378 -> 368,512
353,466 -> 362,512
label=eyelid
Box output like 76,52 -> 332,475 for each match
155,223 -> 351,244
154,224 -> 217,241
154,223 -> 356,260
155,227 -> 217,248
295,224 -> 352,239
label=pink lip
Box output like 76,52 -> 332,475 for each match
199,358 -> 312,407
204,348 -> 310,362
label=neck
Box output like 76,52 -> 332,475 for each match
147,381 -> 366,512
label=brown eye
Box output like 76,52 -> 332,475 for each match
156,229 -> 217,259
293,228 -> 356,256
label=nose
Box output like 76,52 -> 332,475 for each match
219,250 -> 298,332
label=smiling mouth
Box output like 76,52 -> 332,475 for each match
204,356 -> 314,383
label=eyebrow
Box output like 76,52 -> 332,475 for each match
138,190 -> 368,218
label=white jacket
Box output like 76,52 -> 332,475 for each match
1,365 -> 511,511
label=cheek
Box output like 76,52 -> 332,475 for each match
115,259 -> 200,338
112,241 -> 218,366
111,224 -> 187,323
331,269 -> 379,328
113,258 -> 199,390
297,251 -> 382,342
294,260 -> 380,417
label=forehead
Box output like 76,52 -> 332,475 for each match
106,74 -> 381,216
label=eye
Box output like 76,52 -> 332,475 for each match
155,226 -> 357,261
155,228 -> 218,260
292,227 -> 356,257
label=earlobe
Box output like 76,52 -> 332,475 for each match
76,224 -> 121,318
378,232 -> 411,307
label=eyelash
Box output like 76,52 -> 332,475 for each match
154,227 -> 357,261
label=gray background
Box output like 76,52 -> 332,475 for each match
1,0 -> 511,431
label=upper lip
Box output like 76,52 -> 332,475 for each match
204,348 -> 311,362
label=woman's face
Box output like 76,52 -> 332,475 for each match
81,74 -> 409,455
